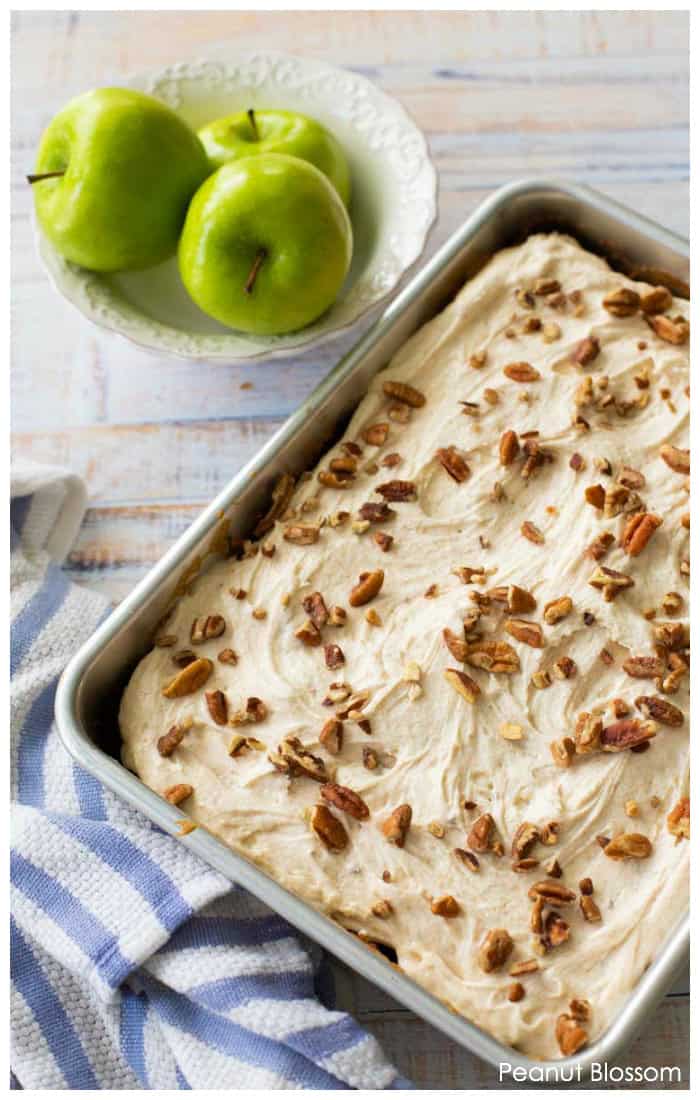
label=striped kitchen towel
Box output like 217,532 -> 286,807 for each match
10,461 -> 410,1090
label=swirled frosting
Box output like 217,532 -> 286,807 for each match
120,233 -> 689,1060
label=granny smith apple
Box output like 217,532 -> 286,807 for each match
178,153 -> 353,335
30,88 -> 210,272
198,108 -> 351,206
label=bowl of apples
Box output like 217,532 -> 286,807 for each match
30,49 -> 437,362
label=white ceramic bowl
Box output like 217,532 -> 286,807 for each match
35,48 -> 437,362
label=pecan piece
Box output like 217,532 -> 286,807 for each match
444,667 -> 481,702
466,640 -> 520,674
520,521 -> 544,545
373,531 -> 394,553
284,524 -> 320,545
640,286 -> 673,314
556,1015 -> 588,1056
543,596 -> 572,625
467,812 -> 495,852
375,479 -> 417,502
302,591 -> 329,629
358,501 -> 394,524
310,804 -> 349,851
205,689 -> 228,725
499,429 -> 520,466
319,718 -> 343,755
191,615 -> 226,644
550,736 -> 576,767
478,929 -> 514,972
667,796 -> 690,840
270,736 -> 328,782
487,584 -> 536,614
382,379 -> 426,407
431,895 -> 461,918
623,655 -> 665,679
349,569 -> 384,607
230,696 -> 268,725
162,658 -> 213,698
602,287 -> 640,316
647,314 -> 689,345
528,880 -> 577,906
324,644 -> 345,670
436,446 -> 470,482
621,512 -> 662,556
617,465 -> 645,490
157,722 -> 189,757
381,804 -> 412,847
580,895 -> 602,922
584,484 -> 605,510
454,848 -> 480,872
503,362 -> 541,383
504,617 -> 544,648
586,531 -> 615,561
362,423 -> 389,447
572,336 -> 600,365
603,833 -> 653,860
443,627 -> 469,662
542,911 -> 570,949
295,619 -> 322,646
659,444 -> 690,475
510,958 -> 539,977
217,647 -> 238,665
573,713 -> 603,755
635,696 -> 683,727
511,822 -> 540,860
320,782 -> 370,821
588,564 -> 634,602
164,783 -> 193,806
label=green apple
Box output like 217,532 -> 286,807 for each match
198,108 -> 351,206
178,153 -> 353,335
30,88 -> 210,272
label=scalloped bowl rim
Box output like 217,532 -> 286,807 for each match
34,49 -> 438,363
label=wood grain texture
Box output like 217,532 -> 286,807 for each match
11,10 -> 689,1088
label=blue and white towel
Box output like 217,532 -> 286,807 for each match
10,461 -> 410,1090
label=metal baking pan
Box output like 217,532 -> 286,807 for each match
56,178 -> 689,1080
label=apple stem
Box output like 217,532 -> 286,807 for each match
247,108 -> 259,141
27,170 -> 65,184
244,248 -> 267,295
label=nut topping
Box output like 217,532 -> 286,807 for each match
466,639 -> 520,674
602,287 -> 640,316
164,784 -> 193,806
349,570 -> 384,607
162,658 -> 213,698
580,895 -> 602,922
382,380 -> 426,407
603,833 -> 653,860
381,804 -> 412,847
436,446 -> 470,482
499,429 -> 520,466
556,1014 -> 588,1056
454,848 -> 480,872
503,362 -> 541,383
667,796 -> 689,840
444,667 -> 481,703
358,501 -> 394,524
295,619 -> 322,647
324,644 -> 345,670
230,697 -> 268,725
521,521 -> 544,545
621,512 -> 662,556
504,618 -> 544,648
270,736 -> 328,782
527,880 -> 577,906
310,804 -> 349,851
157,721 -> 190,757
487,584 -> 536,613
467,812 -> 495,852
543,596 -> 572,625
320,782 -> 370,820
443,627 -> 469,662
319,718 -> 343,755
376,479 -> 417,502
510,958 -> 539,977
572,336 -> 600,365
302,591 -> 329,629
647,314 -> 689,345
478,928 -> 514,972
588,564 -> 635,601
362,422 -> 390,446
431,895 -> 461,918
191,615 -> 226,644
511,822 -> 540,860
205,689 -> 228,725
622,655 -> 665,679
217,647 -> 238,665
659,444 -> 690,475
635,696 -> 683,727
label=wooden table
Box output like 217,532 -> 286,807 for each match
11,10 -> 689,1089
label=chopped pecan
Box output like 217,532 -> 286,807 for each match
588,564 -> 634,601
466,640 -> 520,674
647,314 -> 689,345
504,618 -> 544,648
467,812 -> 495,852
510,958 -> 539,977
320,782 -> 370,821
584,483 -> 605,509
617,465 -> 645,490
318,470 -> 353,490
454,848 -> 480,872
324,644 -> 345,670
659,444 -> 690,475
622,655 -> 665,679
381,804 -> 412,847
602,287 -> 640,316
328,605 -> 347,626
640,286 -> 673,314
270,736 -> 328,782
499,430 -> 520,466
572,336 -> 600,365
358,501 -> 394,524
284,524 -> 320,545
191,615 -> 226,644
302,591 -> 329,629
164,783 -> 193,806
508,982 -> 525,1002
228,734 -> 265,757
157,722 -> 189,757
528,880 -> 577,906
436,445 -> 470,482
521,521 -> 544,545
362,746 -> 379,770
295,619 -> 322,646
319,718 -> 343,755
443,627 -> 469,662
621,512 -> 662,556
556,1015 -> 588,1056
635,695 -> 683,727
550,736 -> 576,768
603,833 -> 653,860
535,277 -> 561,296
205,689 -> 228,725
580,895 -> 602,922
382,379 -> 426,407
667,796 -> 690,840
375,479 -> 416,502
543,596 -> 572,625
487,584 -> 536,613
431,895 -> 461,918
217,647 -> 238,666
444,667 -> 481,702
330,455 -> 358,477
362,422 -> 390,446
511,822 -> 540,860
478,929 -> 514,972
503,362 -> 541,383
542,911 -> 570,949
373,531 -> 394,553
162,658 -> 213,698
311,804 -> 348,851
586,530 -> 615,560
349,569 -> 384,607
552,656 -> 577,680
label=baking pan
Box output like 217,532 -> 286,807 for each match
56,178 -> 689,1080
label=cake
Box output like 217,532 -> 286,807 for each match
120,233 -> 689,1060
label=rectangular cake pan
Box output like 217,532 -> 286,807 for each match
56,178 -> 689,1081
